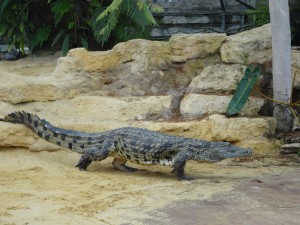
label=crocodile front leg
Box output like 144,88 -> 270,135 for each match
173,151 -> 194,181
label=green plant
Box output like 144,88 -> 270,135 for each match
0,0 -> 156,55
0,0 -> 52,53
226,65 -> 261,116
226,66 -> 300,127
0,0 -> 27,52
91,0 -> 157,45
49,0 -> 96,56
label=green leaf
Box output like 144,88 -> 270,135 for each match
123,0 -> 156,28
68,21 -> 75,30
0,23 -> 8,36
91,0 -> 156,45
19,23 -> 25,33
226,65 -> 261,116
51,0 -> 73,25
51,29 -> 66,46
80,37 -> 88,49
19,39 -> 25,53
29,27 -> 51,49
62,33 -> 70,56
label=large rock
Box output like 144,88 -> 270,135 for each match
0,72 -> 102,104
0,35 -> 225,103
55,40 -> 171,73
0,122 -> 37,147
169,33 -> 226,62
56,38 -> 222,96
220,24 -> 272,64
0,95 -> 174,124
180,93 -> 264,119
187,64 -> 246,94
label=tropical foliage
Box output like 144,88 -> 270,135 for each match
48,0 -> 95,55
91,0 -> 156,45
0,0 -> 51,53
0,0 -> 156,55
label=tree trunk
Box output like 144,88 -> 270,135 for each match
269,0 -> 293,133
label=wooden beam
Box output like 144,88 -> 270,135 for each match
234,0 -> 255,10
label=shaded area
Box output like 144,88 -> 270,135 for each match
145,170 -> 300,225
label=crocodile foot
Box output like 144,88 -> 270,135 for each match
76,157 -> 92,171
177,175 -> 195,181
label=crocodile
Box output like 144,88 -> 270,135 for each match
0,111 -> 252,180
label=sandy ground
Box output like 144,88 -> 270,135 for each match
0,148 -> 299,225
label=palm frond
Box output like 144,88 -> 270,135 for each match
50,0 -> 74,25
91,0 -> 156,45
51,29 -> 66,47
29,26 -> 51,49
122,0 -> 156,29
94,0 -> 122,44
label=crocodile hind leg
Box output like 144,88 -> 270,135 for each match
76,146 -> 100,170
76,138 -> 113,170
76,155 -> 92,170
112,158 -> 138,172
173,151 -> 194,181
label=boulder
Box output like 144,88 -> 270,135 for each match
0,122 -> 37,147
180,93 -> 264,119
187,64 -> 246,94
55,39 -> 222,96
220,24 -> 272,64
0,95 -> 174,124
0,34 -> 228,104
169,33 -> 226,62
55,40 -> 171,74
0,72 -> 102,104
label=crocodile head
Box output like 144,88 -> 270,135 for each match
209,142 -> 252,161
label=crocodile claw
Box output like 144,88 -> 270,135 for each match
75,157 -> 92,171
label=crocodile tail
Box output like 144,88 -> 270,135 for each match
0,111 -> 41,126
1,111 -> 87,154
0,111 -> 50,136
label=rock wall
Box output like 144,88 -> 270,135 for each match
1,23 -> 298,154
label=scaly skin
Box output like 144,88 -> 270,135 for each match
0,111 -> 252,180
